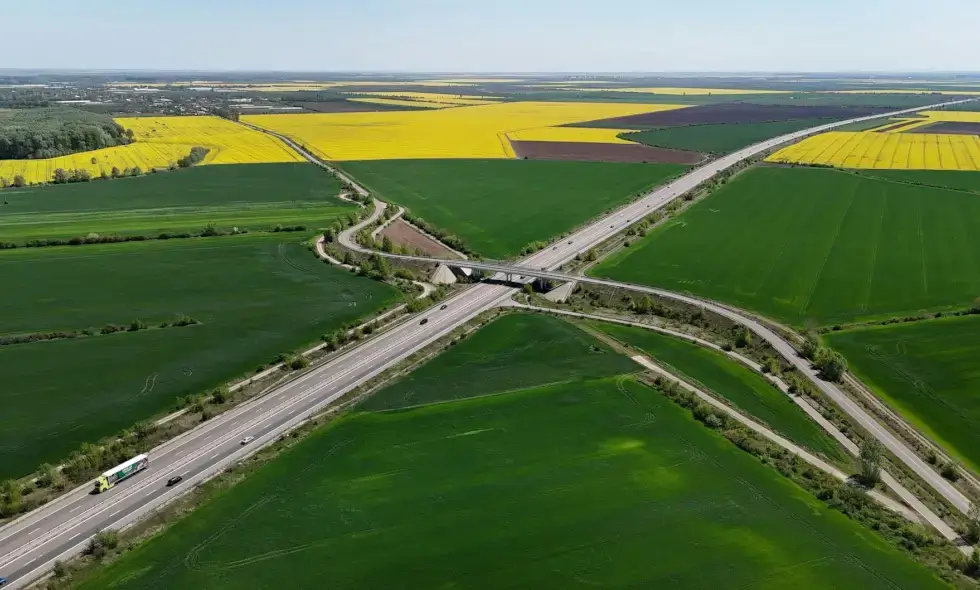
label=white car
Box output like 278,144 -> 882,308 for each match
240,436 -> 255,445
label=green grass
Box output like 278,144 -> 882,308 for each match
592,166 -> 980,327
359,313 -> 637,411
338,159 -> 687,259
0,235 -> 399,478
593,322 -> 845,462
826,315 -> 980,474
623,119 -> 832,154
858,169 -> 980,194
0,163 -> 354,243
79,375 -> 947,589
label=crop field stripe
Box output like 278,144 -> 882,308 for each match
591,322 -> 847,462
827,315 -> 980,473
592,167 -> 980,326
338,159 -> 686,259
0,234 -> 399,477
75,372 -> 945,589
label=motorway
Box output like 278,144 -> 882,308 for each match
0,97 -> 971,588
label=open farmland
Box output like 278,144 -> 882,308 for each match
593,322 -> 845,462
767,111 -> 980,170
623,118 -> 835,155
242,101 -> 689,161
860,169 -> 980,193
592,167 -> 980,327
339,159 -> 687,259
560,86 -> 791,95
76,336 -> 947,589
766,131 -> 980,170
826,315 -> 980,474
574,102 -> 891,129
342,91 -> 503,106
0,163 -> 353,244
0,235 -> 398,477
0,116 -> 302,185
359,313 -> 637,411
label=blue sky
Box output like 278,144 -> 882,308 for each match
9,0 -> 980,71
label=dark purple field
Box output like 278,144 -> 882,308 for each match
510,140 -> 704,164
575,102 -> 894,129
905,121 -> 980,135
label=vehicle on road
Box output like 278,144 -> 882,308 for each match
0,576 -> 7,586
240,436 -> 255,445
440,304 -> 448,310
94,454 -> 149,493
419,318 -> 429,325
166,476 -> 183,487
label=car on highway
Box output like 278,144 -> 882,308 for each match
166,475 -> 183,487
240,436 -> 254,445
419,318 -> 429,325
0,576 -> 7,586
440,304 -> 447,310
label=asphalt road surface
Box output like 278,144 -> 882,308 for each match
0,97 -> 970,588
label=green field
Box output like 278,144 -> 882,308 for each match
860,169 -> 980,194
593,166 -> 980,327
623,119 -> 831,154
339,159 -> 686,259
0,163 -> 354,244
0,235 -> 398,478
593,322 -> 846,462
826,315 -> 980,474
79,377 -> 946,587
360,313 -> 637,411
742,93 -> 943,108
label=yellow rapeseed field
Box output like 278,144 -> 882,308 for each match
343,92 -> 503,106
348,98 -> 447,109
117,116 -> 302,164
555,87 -> 790,95
0,116 -> 301,184
766,131 -> 980,170
243,101 -> 689,161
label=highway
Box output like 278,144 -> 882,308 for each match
0,97 -> 971,588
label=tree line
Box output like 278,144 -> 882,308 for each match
0,107 -> 133,159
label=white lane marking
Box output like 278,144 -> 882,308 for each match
68,533 -> 81,541
69,505 -> 81,513
24,556 -> 38,566
109,510 -> 121,518
210,453 -> 219,460
27,527 -> 40,536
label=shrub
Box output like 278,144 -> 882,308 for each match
940,461 -> 960,482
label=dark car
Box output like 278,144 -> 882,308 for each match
419,318 -> 428,325
166,476 -> 183,487
440,305 -> 448,310
1,576 -> 9,586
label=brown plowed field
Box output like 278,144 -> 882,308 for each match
575,102 -> 893,129
381,219 -> 462,259
510,140 -> 704,164
905,122 -> 980,135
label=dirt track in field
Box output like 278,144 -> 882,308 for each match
905,121 -> 980,135
575,103 -> 893,129
510,140 -> 705,164
381,219 -> 462,259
